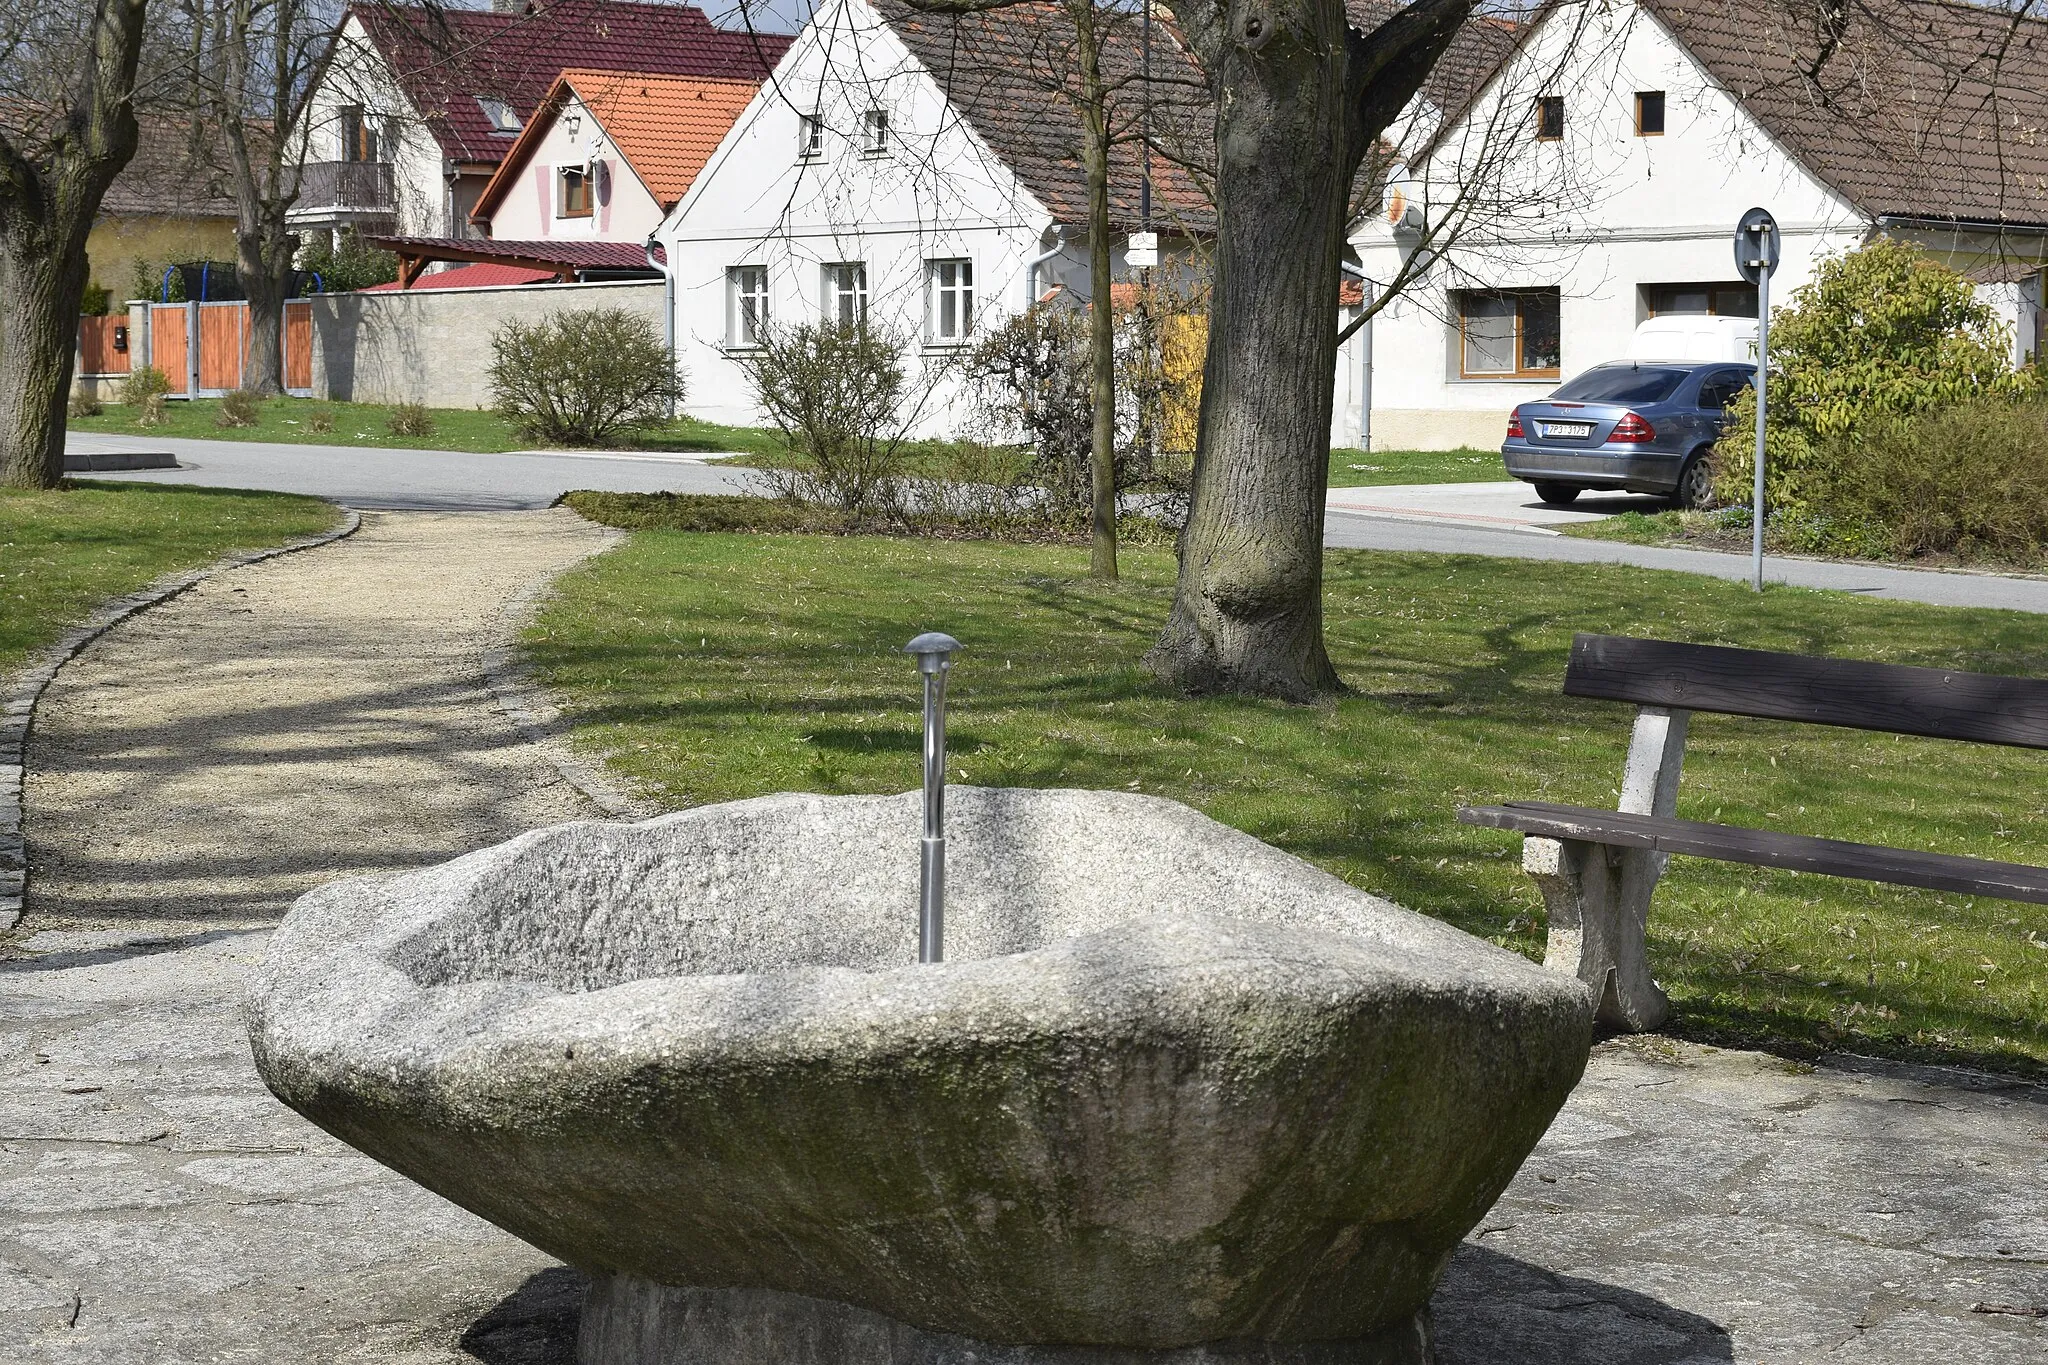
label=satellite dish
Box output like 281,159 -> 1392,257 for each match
1385,183 -> 1423,231
594,159 -> 611,206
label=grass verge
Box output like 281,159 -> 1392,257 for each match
1327,446 -> 1504,487
1567,507 -> 2048,575
70,397 -> 784,460
0,480 -> 339,678
529,528 -> 2048,1077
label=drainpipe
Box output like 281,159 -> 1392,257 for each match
1024,227 -> 1069,310
1340,261 -> 1373,452
646,234 -> 677,419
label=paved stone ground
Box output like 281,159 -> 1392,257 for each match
2,509 -> 2045,1362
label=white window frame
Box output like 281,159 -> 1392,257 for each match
727,265 -> 769,348
823,262 -> 868,327
926,257 -> 974,343
863,108 -> 889,156
798,113 -> 824,160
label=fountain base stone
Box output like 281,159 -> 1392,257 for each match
579,1276 -> 1432,1365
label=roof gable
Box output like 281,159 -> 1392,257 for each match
471,68 -> 759,221
346,0 -> 787,165
1641,0 -> 2048,226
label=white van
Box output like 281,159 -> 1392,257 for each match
1626,315 -> 1759,364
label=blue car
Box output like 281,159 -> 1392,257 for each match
1501,360 -> 1756,508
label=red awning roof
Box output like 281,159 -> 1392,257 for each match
358,262 -> 556,291
364,236 -> 663,287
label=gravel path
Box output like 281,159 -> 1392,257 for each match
1,507 -> 2043,1363
1,510 -> 614,1362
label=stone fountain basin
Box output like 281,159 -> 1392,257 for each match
248,788 -> 1594,1355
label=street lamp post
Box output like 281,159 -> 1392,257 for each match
904,631 -> 962,963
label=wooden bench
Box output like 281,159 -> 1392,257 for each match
1457,633 -> 2048,1031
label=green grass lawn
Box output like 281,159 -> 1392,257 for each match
0,480 -> 339,679
1326,446 -> 1504,486
528,529 -> 2048,1077
70,397 -> 784,460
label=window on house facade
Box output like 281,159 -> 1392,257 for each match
1456,290 -> 1561,378
338,106 -> 378,162
1534,95 -> 1564,141
1635,91 -> 1666,136
728,265 -> 769,347
799,114 -> 824,159
1645,282 -> 1757,317
864,109 -> 889,155
824,262 -> 868,326
928,258 -> 973,340
558,164 -> 593,218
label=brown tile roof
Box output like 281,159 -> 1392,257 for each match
1346,0 -> 1522,126
471,68 -> 759,221
1641,0 -> 2048,226
873,0 -> 1216,234
349,0 -> 787,166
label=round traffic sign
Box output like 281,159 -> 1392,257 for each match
1735,207 -> 1781,285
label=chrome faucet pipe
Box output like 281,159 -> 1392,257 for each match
904,632 -> 961,963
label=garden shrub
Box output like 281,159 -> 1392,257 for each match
1715,238 -> 2034,510
120,365 -> 171,407
1801,399 -> 2048,564
307,409 -> 335,433
296,232 -> 399,293
68,388 -> 103,418
386,402 -> 434,437
489,307 -> 683,446
742,321 -> 910,517
217,389 -> 262,428
79,281 -> 112,316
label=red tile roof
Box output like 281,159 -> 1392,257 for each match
366,236 -> 661,286
349,0 -> 787,167
358,262 -> 556,291
471,68 -> 759,222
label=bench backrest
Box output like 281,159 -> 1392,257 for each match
1564,633 -> 2048,750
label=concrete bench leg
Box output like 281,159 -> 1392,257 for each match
1522,703 -> 1689,1032
1524,836 -> 1671,1030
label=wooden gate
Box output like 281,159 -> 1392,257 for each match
197,301 -> 246,395
149,303 -> 195,397
144,299 -> 312,398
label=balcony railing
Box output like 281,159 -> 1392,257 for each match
297,160 -> 396,213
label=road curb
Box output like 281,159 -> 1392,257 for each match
0,506 -> 363,930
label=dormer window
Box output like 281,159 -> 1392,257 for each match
864,108 -> 889,156
798,113 -> 823,159
477,97 -> 523,135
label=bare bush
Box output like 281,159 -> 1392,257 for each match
490,308 -> 684,447
386,402 -> 434,438
742,321 -> 910,518
217,389 -> 262,428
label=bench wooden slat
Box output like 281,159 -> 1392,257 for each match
1458,800 -> 2048,905
1564,634 -> 2048,750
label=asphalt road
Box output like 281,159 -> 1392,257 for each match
68,432 -> 2048,614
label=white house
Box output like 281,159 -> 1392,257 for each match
1353,0 -> 2048,450
658,0 -> 1215,439
659,0 -> 1513,446
293,0 -> 786,249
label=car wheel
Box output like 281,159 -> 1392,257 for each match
1532,482 -> 1581,506
1673,454 -> 1715,510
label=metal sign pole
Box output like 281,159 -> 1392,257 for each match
1733,207 -> 1781,594
1751,266 -> 1770,592
904,632 -> 961,963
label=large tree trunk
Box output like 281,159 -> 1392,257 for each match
0,0 -> 149,490
0,222 -> 94,487
238,219 -> 294,397
1147,0 -> 1471,699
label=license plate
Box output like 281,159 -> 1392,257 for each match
1540,421 -> 1593,438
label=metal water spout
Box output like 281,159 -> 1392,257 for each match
904,632 -> 961,963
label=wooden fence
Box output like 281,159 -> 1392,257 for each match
98,301 -> 315,398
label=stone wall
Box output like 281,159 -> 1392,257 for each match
309,279 -> 666,408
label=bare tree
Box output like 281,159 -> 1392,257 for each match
168,0 -> 345,395
1141,0 -> 1477,699
0,0 -> 150,488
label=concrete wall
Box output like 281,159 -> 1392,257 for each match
310,279 -> 666,407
